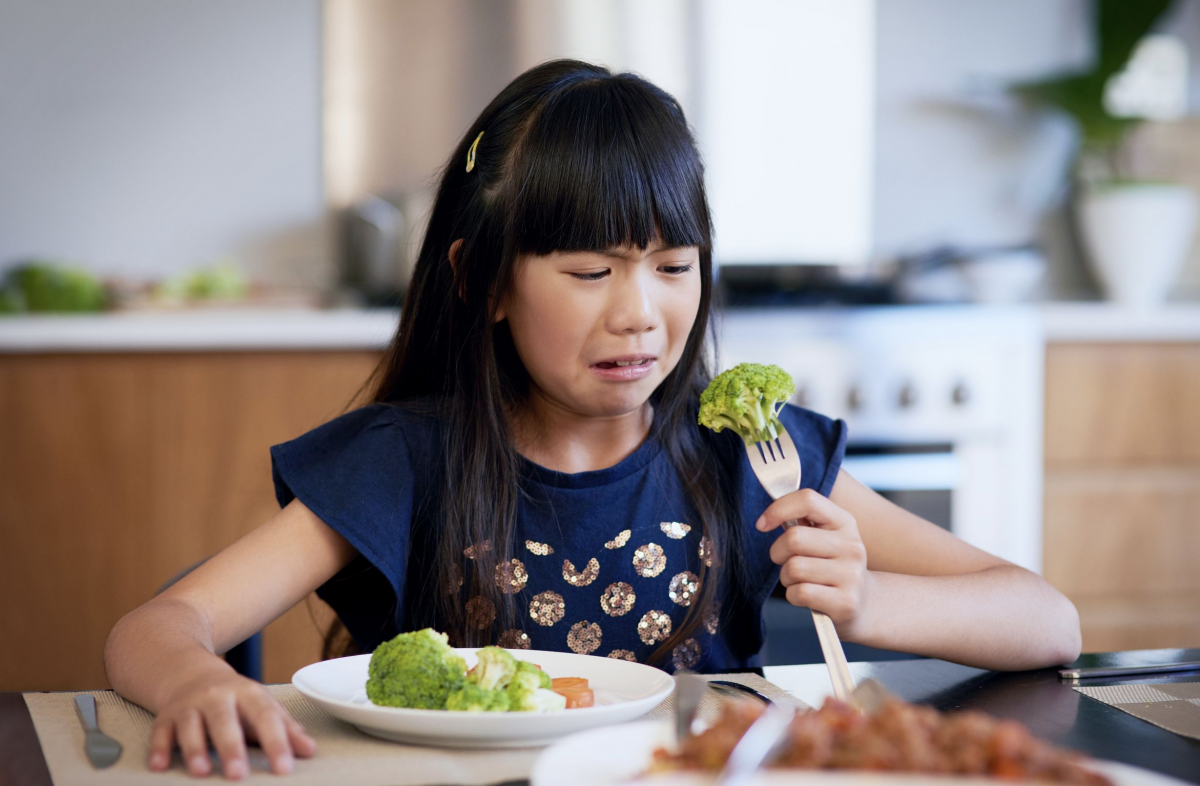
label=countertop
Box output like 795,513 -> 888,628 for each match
1040,301 -> 1200,342
0,308 -> 400,352
3,302 -> 1200,352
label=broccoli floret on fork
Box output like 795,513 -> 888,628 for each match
697,363 -> 796,445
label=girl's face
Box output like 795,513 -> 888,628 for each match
498,241 -> 702,420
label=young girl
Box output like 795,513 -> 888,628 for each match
105,59 -> 1081,780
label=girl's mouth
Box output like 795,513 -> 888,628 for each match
591,357 -> 656,380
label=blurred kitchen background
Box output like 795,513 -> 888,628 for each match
3,0 -> 1200,691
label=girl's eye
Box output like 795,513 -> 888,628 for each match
660,264 -> 695,275
569,270 -> 609,281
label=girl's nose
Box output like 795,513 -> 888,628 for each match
607,271 -> 659,334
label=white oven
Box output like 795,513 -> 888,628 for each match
718,306 -> 1044,665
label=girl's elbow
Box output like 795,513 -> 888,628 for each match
1045,593 -> 1082,666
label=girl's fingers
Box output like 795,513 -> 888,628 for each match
779,555 -> 846,588
205,700 -> 249,780
147,718 -> 175,771
175,710 -> 212,777
756,489 -> 855,533
768,524 -> 844,565
285,717 -> 318,758
785,582 -> 851,620
241,703 -> 294,775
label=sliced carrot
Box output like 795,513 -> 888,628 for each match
550,677 -> 594,709
551,677 -> 588,689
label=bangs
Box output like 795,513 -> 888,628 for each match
504,77 -> 710,257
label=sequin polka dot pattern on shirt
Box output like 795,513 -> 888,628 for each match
529,590 -> 565,626
660,521 -> 691,539
495,558 -> 529,594
525,540 -> 554,556
604,529 -> 631,549
600,582 -> 636,616
562,557 -> 600,587
668,571 -> 700,607
705,602 -> 720,635
567,621 -> 602,654
464,540 -> 492,560
672,638 -> 701,670
632,543 -> 666,578
637,609 -> 672,645
498,629 -> 531,649
466,596 -> 495,630
608,649 -> 637,662
445,563 -> 463,594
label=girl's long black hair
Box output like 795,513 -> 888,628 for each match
325,59 -> 746,665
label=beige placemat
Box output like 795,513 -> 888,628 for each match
1074,681 -> 1200,741
24,674 -> 806,786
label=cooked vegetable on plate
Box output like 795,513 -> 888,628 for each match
365,628 -> 585,713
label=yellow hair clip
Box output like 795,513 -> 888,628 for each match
466,131 -> 484,173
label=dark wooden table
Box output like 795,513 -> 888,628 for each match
3,649 -> 1198,785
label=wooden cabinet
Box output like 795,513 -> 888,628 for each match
0,352 -> 382,691
1044,343 -> 1200,652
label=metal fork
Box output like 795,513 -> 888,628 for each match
745,426 -> 856,703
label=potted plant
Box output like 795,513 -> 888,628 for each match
1014,0 -> 1196,306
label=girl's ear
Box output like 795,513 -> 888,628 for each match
449,237 -> 506,321
448,239 -> 466,301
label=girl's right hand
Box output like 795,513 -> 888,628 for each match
148,669 -> 317,780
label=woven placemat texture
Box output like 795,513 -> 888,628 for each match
24,673 -> 805,785
1073,681 -> 1200,741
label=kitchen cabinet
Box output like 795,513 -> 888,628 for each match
0,351 -> 382,691
1043,343 -> 1200,651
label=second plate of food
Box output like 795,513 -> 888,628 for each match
531,720 -> 1189,786
292,648 -> 674,748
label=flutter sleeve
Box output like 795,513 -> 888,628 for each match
777,402 -> 849,496
269,403 -> 417,649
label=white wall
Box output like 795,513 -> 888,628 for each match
872,0 -> 1090,259
872,0 -> 1200,297
0,0 -> 328,287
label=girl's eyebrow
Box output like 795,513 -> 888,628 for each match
596,242 -> 687,259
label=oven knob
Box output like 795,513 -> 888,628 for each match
898,381 -> 917,409
951,381 -> 970,406
793,384 -> 811,408
846,385 -> 863,412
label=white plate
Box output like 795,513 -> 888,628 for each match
531,720 -> 1192,786
291,648 -> 674,748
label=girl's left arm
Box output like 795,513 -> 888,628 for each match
758,469 -> 1081,671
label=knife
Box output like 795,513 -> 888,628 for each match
673,670 -> 706,745
713,700 -> 795,786
74,694 -> 122,769
708,680 -> 771,705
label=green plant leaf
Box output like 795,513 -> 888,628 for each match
1009,0 -> 1177,164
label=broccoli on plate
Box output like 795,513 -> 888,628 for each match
468,646 -> 518,690
365,632 -> 572,713
365,628 -> 468,709
445,682 -> 512,712
506,665 -> 565,712
697,363 -> 796,444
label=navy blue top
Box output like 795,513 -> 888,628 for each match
270,402 -> 846,672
